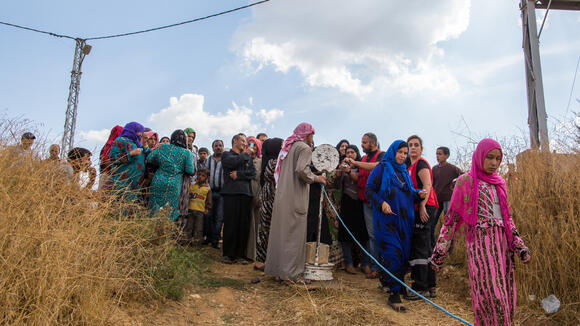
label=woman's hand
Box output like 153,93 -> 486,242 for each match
381,201 -> 393,215
418,189 -> 427,198
316,175 -> 327,185
521,251 -> 531,264
419,205 -> 429,223
430,262 -> 440,272
129,148 -> 142,156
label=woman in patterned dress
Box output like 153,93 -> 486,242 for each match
147,130 -> 195,221
430,138 -> 531,326
109,122 -> 148,204
253,138 -> 283,271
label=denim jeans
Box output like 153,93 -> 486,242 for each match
341,241 -> 370,267
363,202 -> 379,271
208,191 -> 224,245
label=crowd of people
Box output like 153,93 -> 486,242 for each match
8,123 -> 531,325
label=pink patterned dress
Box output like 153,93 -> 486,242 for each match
431,180 -> 528,326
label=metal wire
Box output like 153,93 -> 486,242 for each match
321,186 -> 473,326
85,0 -> 270,40
0,0 -> 271,41
0,21 -> 75,40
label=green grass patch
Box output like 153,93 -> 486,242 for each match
200,276 -> 246,290
220,313 -> 237,324
149,246 -> 211,300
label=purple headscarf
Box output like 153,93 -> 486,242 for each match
119,122 -> 145,148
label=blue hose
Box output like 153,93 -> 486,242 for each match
321,186 -> 472,326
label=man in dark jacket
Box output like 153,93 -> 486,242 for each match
220,133 -> 256,264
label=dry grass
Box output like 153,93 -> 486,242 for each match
0,120 -> 180,325
509,150 -> 580,324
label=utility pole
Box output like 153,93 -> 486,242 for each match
521,0 -> 550,151
61,38 -> 91,157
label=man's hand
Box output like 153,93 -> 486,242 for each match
229,171 -> 238,180
317,175 -> 326,185
418,189 -> 427,198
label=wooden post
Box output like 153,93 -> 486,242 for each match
521,0 -> 550,151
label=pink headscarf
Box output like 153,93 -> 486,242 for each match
247,136 -> 262,158
448,138 -> 515,249
143,131 -> 159,148
274,122 -> 315,184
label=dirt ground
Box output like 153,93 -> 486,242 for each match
115,246 -> 553,326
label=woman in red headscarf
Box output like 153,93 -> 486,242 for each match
98,125 -> 123,192
430,138 -> 531,326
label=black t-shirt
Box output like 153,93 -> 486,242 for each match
364,150 -> 385,162
414,160 -> 429,189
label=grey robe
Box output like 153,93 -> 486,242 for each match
246,157 -> 262,260
264,141 -> 317,280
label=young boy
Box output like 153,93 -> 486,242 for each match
184,168 -> 212,244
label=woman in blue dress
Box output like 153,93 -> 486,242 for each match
109,122 -> 148,204
147,130 -> 195,221
365,140 -> 426,312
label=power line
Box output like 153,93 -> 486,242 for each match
86,0 -> 270,40
0,21 -> 75,40
0,0 -> 270,41
565,55 -> 580,114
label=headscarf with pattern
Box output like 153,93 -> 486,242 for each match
119,122 -> 145,148
170,130 -> 188,149
274,122 -> 315,184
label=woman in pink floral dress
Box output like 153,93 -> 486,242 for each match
430,138 -> 531,326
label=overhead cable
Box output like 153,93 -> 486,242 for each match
0,21 -> 75,40
0,0 -> 270,41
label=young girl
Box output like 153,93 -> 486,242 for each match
430,138 -> 531,326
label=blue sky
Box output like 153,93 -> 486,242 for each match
1,0 -> 579,165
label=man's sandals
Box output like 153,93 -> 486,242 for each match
387,293 -> 406,312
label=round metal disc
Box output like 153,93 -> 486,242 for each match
312,144 -> 339,172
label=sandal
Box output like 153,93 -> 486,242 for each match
291,277 -> 312,286
366,270 -> 379,279
387,293 -> 406,313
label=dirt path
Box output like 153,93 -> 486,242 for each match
116,246 -> 550,326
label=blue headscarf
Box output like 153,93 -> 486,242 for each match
119,122 -> 145,148
379,140 -> 415,196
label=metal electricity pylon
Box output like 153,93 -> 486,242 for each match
61,38 -> 91,157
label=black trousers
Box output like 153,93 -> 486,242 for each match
222,194 -> 252,259
410,205 -> 437,291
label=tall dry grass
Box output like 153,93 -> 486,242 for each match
0,122 -> 178,325
509,150 -> 579,324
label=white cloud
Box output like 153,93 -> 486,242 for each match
257,108 -> 284,124
147,93 -> 284,144
233,0 -> 471,96
78,129 -> 110,143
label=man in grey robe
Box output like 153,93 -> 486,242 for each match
265,123 -> 326,281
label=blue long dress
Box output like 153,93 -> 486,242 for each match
365,141 -> 419,295
147,143 -> 194,221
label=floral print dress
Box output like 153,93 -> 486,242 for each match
109,137 -> 149,203
431,175 -> 529,326
147,143 -> 194,221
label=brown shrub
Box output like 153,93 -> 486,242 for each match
0,126 -> 175,325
